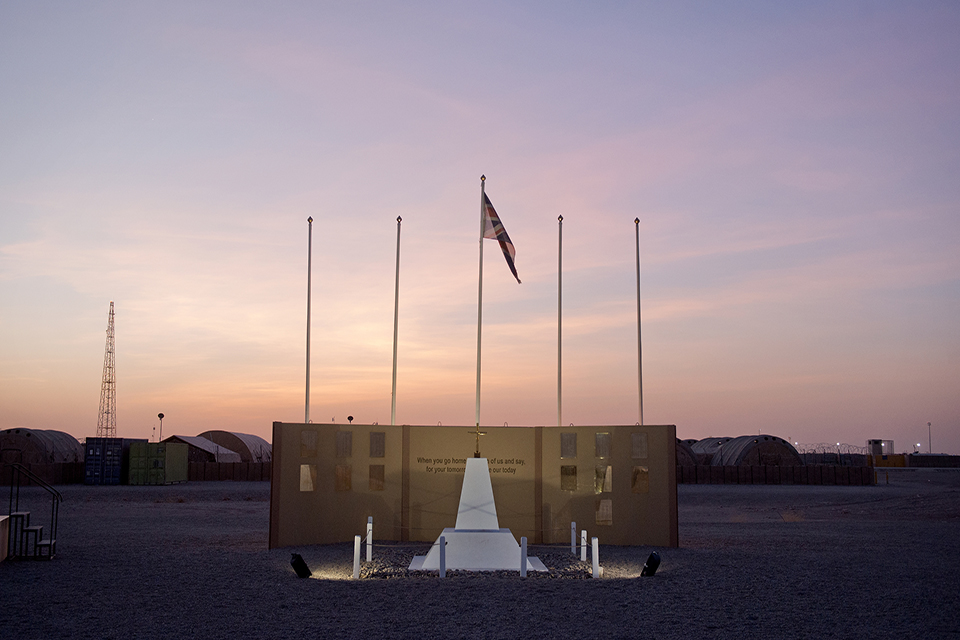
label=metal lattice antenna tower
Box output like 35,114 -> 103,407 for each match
96,301 -> 117,438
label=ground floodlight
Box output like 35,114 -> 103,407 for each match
291,553 -> 312,578
640,551 -> 660,577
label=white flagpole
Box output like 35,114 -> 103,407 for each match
635,218 -> 643,425
557,215 -> 563,427
475,176 -> 486,428
391,216 -> 402,425
305,216 -> 313,424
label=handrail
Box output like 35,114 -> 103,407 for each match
5,462 -> 63,558
5,462 -> 63,504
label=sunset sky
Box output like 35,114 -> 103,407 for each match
2,2 -> 958,454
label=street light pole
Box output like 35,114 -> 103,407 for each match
928,422 -> 932,454
158,413 -> 164,442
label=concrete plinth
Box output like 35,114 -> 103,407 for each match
410,528 -> 547,571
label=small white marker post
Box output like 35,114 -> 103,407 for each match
581,530 -> 587,562
353,535 -> 361,579
520,537 -> 528,578
366,517 -> 373,562
439,535 -> 446,578
571,522 -> 577,555
591,537 -> 600,579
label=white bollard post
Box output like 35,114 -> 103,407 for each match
581,529 -> 587,561
520,537 -> 528,578
353,535 -> 361,579
592,537 -> 600,578
439,535 -> 446,578
571,522 -> 577,555
366,517 -> 373,562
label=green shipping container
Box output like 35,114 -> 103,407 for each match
128,442 -> 188,485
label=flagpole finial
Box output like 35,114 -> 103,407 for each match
481,175 -> 486,182
634,218 -> 640,224
397,216 -> 402,223
558,215 -> 563,222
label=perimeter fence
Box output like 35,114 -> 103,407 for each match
0,461 -> 271,485
676,464 -> 875,486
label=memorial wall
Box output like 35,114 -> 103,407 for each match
269,422 -> 678,549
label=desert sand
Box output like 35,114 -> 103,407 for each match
2,468 -> 958,639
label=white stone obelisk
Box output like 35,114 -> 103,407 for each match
409,458 -> 546,572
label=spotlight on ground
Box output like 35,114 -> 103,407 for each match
291,553 -> 312,578
640,551 -> 660,577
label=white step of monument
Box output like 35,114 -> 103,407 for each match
410,528 -> 547,571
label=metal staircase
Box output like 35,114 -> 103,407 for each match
5,463 -> 63,560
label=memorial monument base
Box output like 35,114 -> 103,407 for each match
409,456 -> 547,572
409,528 -> 548,571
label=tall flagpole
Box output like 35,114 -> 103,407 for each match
557,215 -> 563,427
305,216 -> 313,424
475,176 -> 487,428
635,218 -> 643,425
391,216 -> 402,425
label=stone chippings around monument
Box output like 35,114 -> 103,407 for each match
361,544 -> 593,579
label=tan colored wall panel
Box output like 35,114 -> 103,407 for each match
269,422 -> 677,549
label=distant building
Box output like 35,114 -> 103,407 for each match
0,428 -> 84,465
690,437 -> 733,465
197,431 -> 271,462
690,435 -> 802,466
866,439 -> 895,455
676,439 -> 697,466
162,435 -> 242,464
712,435 -> 802,466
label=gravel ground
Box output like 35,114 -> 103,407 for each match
2,469 -> 959,639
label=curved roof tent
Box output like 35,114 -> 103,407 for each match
690,437 -> 733,465
676,439 -> 698,467
197,431 -> 271,462
163,435 -> 242,463
712,435 -> 803,466
0,428 -> 84,465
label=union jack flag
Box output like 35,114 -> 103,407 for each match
482,193 -> 521,283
